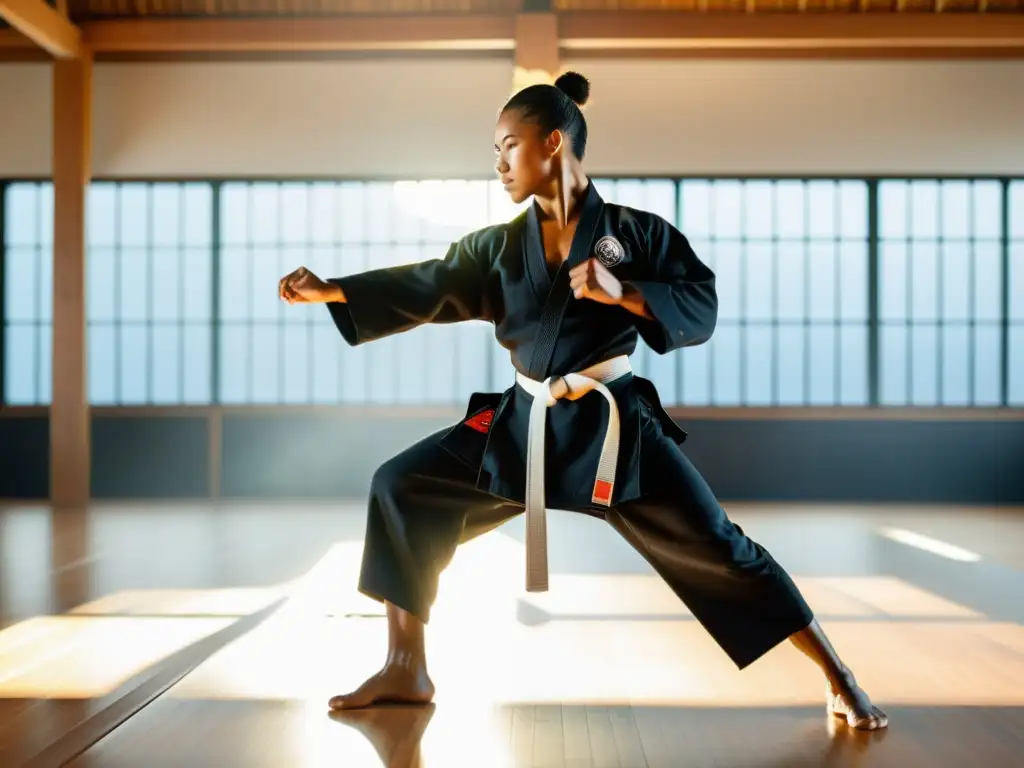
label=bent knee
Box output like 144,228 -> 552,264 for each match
370,455 -> 415,502
369,439 -> 454,503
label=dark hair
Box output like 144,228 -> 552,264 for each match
502,71 -> 591,160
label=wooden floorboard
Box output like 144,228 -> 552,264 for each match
1,501 -> 1023,767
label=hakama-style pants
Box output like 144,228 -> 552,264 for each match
356,416 -> 815,670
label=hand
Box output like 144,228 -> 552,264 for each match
279,266 -> 344,304
569,258 -> 623,305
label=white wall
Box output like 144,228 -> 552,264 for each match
2,57 -> 1023,178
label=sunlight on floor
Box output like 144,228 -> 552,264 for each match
143,535 -> 1022,767
879,527 -> 982,563
0,585 -> 291,698
1,532 -> 1019,710
69,585 -> 292,617
2,523 -> 1023,768
0,615 -> 234,698
161,537 -> 1024,709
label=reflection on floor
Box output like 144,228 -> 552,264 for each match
2,501 -> 1023,767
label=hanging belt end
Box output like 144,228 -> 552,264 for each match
592,479 -> 614,507
526,543 -> 549,592
526,577 -> 549,593
525,559 -> 549,593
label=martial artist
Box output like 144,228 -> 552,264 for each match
279,71 -> 887,731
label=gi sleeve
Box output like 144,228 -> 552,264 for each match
628,215 -> 718,354
325,233 -> 492,346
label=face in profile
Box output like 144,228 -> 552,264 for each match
493,108 -> 560,205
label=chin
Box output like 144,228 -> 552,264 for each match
506,187 -> 531,205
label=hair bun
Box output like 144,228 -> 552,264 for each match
555,71 -> 590,108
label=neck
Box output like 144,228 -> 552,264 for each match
534,156 -> 588,228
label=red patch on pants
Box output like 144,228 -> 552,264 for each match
464,409 -> 495,434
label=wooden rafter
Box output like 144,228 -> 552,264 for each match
557,11 -> 1024,53
87,13 -> 1024,56
1,11 -> 1023,60
81,15 -> 517,53
0,0 -> 82,57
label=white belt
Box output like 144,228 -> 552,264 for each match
515,355 -> 632,593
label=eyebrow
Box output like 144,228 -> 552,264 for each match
494,134 -> 518,150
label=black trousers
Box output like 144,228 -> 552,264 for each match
357,421 -> 815,670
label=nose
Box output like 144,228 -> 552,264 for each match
495,156 -> 509,175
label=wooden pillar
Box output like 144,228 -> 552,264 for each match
514,9 -> 559,92
51,52 -> 91,509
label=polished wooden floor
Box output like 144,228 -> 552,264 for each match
2,501 -> 1023,767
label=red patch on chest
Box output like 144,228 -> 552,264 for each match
464,409 -> 495,434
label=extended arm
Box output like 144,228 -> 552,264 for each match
625,215 -> 718,354
326,234 -> 492,347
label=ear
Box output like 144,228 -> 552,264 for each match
544,128 -> 565,157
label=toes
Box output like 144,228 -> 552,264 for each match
328,691 -> 371,710
851,708 -> 888,731
827,697 -> 890,731
328,695 -> 353,710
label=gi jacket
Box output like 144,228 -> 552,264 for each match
327,180 -> 719,511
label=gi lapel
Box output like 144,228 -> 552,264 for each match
525,181 -> 605,380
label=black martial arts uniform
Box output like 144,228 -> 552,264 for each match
326,180 -> 814,670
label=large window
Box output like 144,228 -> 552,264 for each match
2,182 -> 52,405
879,180 -> 1004,406
600,179 -> 870,407
1011,181 -> 1024,406
2,182 -> 213,406
216,180 -> 524,405
86,182 -> 214,405
1,177 -> 1019,408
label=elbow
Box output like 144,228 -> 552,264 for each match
700,292 -> 719,342
683,285 -> 718,347
686,326 -> 714,348
682,324 -> 714,348
636,279 -> 718,353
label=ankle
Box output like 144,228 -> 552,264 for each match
385,649 -> 428,673
829,666 -> 856,694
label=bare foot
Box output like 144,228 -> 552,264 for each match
328,663 -> 435,710
827,674 -> 888,731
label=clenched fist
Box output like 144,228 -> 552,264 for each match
569,258 -> 623,306
279,266 -> 345,305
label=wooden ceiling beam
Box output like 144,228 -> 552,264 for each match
81,14 -> 517,53
0,27 -> 31,48
0,0 -> 82,58
558,12 -> 1024,54
3,12 -> 1023,61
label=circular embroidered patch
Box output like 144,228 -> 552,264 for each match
593,235 -> 625,268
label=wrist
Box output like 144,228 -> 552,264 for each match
619,281 -> 655,320
326,281 -> 346,303
618,281 -> 639,305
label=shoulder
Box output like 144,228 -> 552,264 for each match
456,211 -> 527,263
603,202 -> 679,252
461,213 -> 526,250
